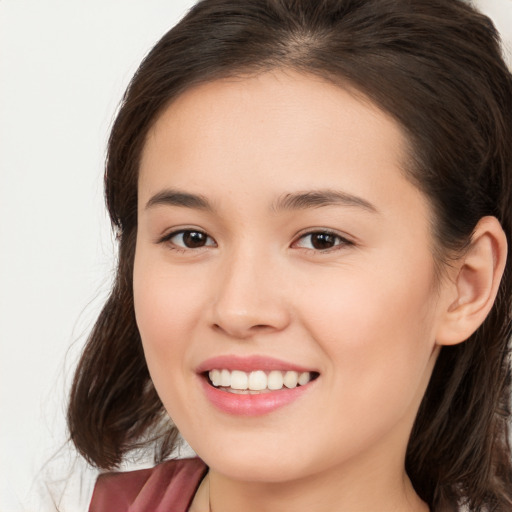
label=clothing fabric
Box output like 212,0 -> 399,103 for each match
89,457 -> 208,512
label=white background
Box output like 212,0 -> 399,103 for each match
1,1 -> 511,511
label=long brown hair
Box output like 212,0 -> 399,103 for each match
68,1 -> 512,510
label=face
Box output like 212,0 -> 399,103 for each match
134,71 -> 447,484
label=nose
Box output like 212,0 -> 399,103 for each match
209,247 -> 291,339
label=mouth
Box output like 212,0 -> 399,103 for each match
205,369 -> 320,394
197,356 -> 320,416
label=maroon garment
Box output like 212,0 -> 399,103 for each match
89,458 -> 208,512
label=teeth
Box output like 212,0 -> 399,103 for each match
231,370 -> 248,390
298,371 -> 310,386
248,370 -> 267,391
207,369 -> 313,392
210,369 -> 221,386
267,370 -> 284,390
283,371 -> 298,389
220,369 -> 231,387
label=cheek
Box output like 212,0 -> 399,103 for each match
133,250 -> 210,423
132,248 -> 205,382
298,254 -> 439,417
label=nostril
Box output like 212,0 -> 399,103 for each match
211,321 -> 276,338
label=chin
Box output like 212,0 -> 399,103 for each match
212,457 -> 306,483
193,439 -> 321,483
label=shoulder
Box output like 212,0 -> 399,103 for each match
89,457 -> 208,512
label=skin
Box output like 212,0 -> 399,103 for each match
132,70 -> 491,512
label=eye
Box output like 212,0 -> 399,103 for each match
161,229 -> 216,249
294,231 -> 351,251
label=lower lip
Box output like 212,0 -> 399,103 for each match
200,376 -> 316,417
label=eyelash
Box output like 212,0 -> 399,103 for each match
292,230 -> 353,252
158,229 -> 353,253
158,229 -> 216,253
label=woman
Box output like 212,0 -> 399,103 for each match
68,0 -> 512,510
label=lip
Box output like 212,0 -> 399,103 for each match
196,355 -> 318,417
196,355 -> 316,373
199,377 -> 316,416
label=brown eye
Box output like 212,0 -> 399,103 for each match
165,230 -> 216,249
182,231 -> 208,248
310,233 -> 337,250
294,231 -> 350,251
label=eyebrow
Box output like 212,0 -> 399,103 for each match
271,190 -> 378,214
145,188 -> 378,214
145,189 -> 213,211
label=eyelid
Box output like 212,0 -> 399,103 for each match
157,228 -> 217,249
292,229 -> 354,251
155,226 -> 354,252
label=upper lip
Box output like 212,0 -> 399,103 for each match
196,355 -> 317,374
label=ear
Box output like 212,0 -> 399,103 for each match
435,216 -> 508,346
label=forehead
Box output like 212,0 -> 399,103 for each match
138,70 -> 424,220
142,70 -> 408,166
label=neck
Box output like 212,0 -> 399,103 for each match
202,458 -> 429,512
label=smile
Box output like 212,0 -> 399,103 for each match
197,356 -> 320,416
208,369 -> 316,393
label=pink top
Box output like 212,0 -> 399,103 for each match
89,458 -> 208,512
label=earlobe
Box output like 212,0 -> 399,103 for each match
436,216 -> 507,346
